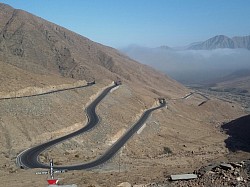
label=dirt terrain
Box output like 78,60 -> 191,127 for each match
195,69 -> 250,111
0,3 -> 249,187
0,80 -> 248,187
193,85 -> 250,112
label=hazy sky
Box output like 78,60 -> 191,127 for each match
2,0 -> 250,48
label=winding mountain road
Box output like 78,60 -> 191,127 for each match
16,83 -> 165,170
53,101 -> 165,170
16,83 -> 117,169
0,82 -> 95,101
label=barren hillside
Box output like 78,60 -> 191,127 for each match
0,3 -> 185,99
0,3 -> 248,187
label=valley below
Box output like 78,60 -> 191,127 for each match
192,86 -> 250,112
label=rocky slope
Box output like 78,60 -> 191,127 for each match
0,3 -> 185,99
233,35 -> 250,50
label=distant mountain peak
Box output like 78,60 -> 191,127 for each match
188,35 -> 234,50
188,35 -> 250,50
158,45 -> 172,50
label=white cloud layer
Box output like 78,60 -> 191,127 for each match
122,46 -> 250,84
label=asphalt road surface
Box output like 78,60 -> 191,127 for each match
17,83 -> 117,169
17,84 -> 165,170
54,101 -> 166,170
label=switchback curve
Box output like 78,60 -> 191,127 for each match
17,84 -> 165,170
16,83 -> 117,169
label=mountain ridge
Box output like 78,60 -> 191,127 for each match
123,35 -> 250,51
0,3 -> 186,98
188,35 -> 250,50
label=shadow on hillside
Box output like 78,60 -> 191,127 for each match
222,115 -> 250,152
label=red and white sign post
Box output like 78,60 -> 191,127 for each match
47,159 -> 59,185
35,159 -> 67,186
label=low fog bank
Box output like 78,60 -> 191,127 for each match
121,46 -> 250,85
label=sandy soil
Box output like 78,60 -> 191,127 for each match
0,81 -> 247,187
